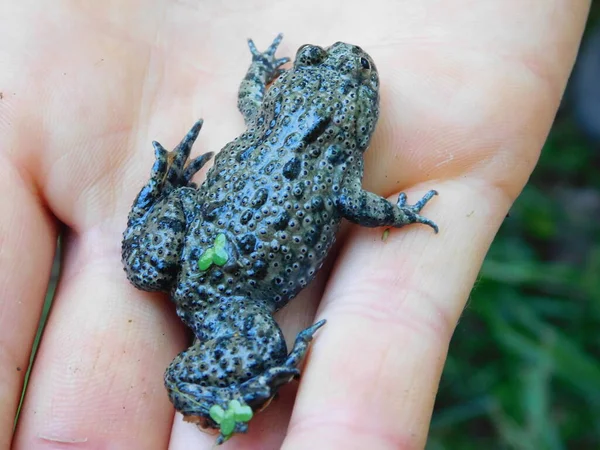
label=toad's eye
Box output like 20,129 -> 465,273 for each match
296,44 -> 327,66
360,57 -> 370,70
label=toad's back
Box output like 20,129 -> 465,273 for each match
173,44 -> 377,310
174,57 -> 376,311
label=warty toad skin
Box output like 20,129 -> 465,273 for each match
121,34 -> 439,444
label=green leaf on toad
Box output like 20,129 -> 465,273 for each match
209,404 -> 225,423
198,248 -> 215,271
233,404 -> 253,422
214,233 -> 227,248
213,247 -> 229,266
220,409 -> 236,436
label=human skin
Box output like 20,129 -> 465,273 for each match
0,1 -> 590,449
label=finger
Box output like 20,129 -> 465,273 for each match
4,1 -> 189,446
12,224 -> 188,449
284,183 -> 504,449
0,160 -> 57,450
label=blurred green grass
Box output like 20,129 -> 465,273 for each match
429,7 -> 600,449
14,239 -> 60,429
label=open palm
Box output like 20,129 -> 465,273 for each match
1,1 -> 589,449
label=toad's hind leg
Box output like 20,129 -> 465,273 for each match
121,120 -> 213,292
238,33 -> 289,125
238,319 -> 326,404
122,189 -> 192,292
164,313 -> 325,442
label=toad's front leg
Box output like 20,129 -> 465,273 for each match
336,184 -> 439,232
238,33 -> 290,124
121,121 -> 213,292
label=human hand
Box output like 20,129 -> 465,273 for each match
1,1 -> 589,449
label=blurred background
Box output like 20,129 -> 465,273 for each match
18,5 -> 600,449
429,5 -> 600,450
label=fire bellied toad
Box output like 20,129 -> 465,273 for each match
121,34 -> 438,444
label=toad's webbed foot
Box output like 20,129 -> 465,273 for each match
238,33 -> 290,124
337,187 -> 439,233
152,119 -> 213,192
395,190 -> 439,232
247,33 -> 290,83
164,319 -> 325,445
126,120 -> 213,225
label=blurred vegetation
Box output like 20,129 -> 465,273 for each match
429,6 -> 600,450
